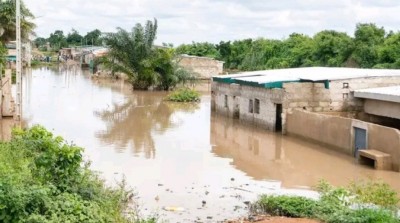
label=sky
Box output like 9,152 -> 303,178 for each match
25,0 -> 400,45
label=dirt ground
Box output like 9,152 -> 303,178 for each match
226,215 -> 321,223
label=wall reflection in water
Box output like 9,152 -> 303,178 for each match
210,113 -> 400,189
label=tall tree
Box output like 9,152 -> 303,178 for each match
352,23 -> 385,68
376,32 -> 400,68
313,30 -> 354,67
0,0 -> 36,42
102,19 -> 159,89
84,29 -> 102,46
66,29 -> 83,46
48,30 -> 67,49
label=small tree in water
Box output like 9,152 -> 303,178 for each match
102,19 -> 195,90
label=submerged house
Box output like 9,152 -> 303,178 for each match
212,67 -> 400,171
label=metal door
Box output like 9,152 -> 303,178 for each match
354,127 -> 367,156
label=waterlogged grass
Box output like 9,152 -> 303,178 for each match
0,126 -> 155,223
166,88 -> 200,102
254,180 -> 400,223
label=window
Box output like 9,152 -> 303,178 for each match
254,98 -> 260,114
343,82 -> 349,89
343,93 -> 349,99
224,95 -> 228,107
249,99 -> 253,113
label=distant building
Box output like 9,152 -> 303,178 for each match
178,55 -> 224,79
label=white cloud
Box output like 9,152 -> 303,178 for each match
24,0 -> 400,45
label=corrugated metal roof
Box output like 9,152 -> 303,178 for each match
213,67 -> 400,88
354,86 -> 400,103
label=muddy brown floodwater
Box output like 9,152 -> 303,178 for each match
6,65 -> 399,222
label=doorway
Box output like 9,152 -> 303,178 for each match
275,104 -> 282,132
354,127 -> 367,157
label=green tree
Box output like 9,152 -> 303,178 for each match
33,37 -> 46,48
283,33 -> 315,67
0,42 -> 6,67
102,19 -> 159,89
175,42 -> 219,58
375,32 -> 400,68
313,30 -> 354,66
226,39 -> 253,69
48,30 -> 67,49
352,23 -> 385,68
84,29 -> 102,46
0,0 -> 36,42
66,29 -> 83,46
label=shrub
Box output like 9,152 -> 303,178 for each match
256,195 -> 317,218
0,125 -> 154,223
254,180 -> 400,223
165,88 -> 200,102
348,180 -> 399,209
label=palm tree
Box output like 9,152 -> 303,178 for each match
0,0 -> 36,42
102,19 -> 159,90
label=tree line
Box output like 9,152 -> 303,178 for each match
175,23 -> 400,70
34,29 -> 103,50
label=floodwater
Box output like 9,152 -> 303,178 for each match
10,65 -> 400,222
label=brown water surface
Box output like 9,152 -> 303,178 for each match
15,66 -> 400,222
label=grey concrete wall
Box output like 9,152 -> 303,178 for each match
286,110 -> 353,154
212,82 -> 241,118
178,56 -> 224,79
287,110 -> 400,171
211,82 -> 284,130
239,85 -> 284,131
283,76 -> 400,113
367,124 -> 400,171
364,99 -> 400,120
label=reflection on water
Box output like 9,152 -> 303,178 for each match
93,87 -> 200,158
211,114 -> 400,190
17,65 -> 400,222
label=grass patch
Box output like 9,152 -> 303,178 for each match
0,125 -> 154,223
165,88 -> 200,102
254,180 -> 400,223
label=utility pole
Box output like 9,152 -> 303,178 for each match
15,0 -> 22,121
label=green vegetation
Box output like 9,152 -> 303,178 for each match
0,125 -> 155,223
176,23 -> 400,70
0,0 -> 36,42
166,88 -> 201,102
254,180 -> 400,223
0,42 -> 6,68
33,28 -> 103,50
100,19 -> 196,90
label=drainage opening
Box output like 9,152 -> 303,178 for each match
359,156 -> 375,168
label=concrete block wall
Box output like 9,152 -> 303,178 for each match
287,109 -> 400,171
212,82 -> 241,118
282,76 -> 400,132
178,56 -> 224,79
212,82 -> 285,130
239,86 -> 284,130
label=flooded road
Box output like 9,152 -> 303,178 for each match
17,66 -> 400,222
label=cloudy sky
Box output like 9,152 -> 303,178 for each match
25,0 -> 400,45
